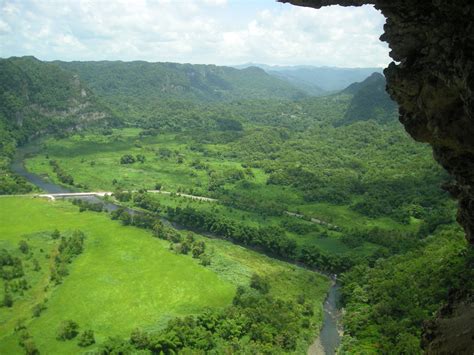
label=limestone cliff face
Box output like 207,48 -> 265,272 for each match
280,0 -> 474,353
0,57 -> 117,143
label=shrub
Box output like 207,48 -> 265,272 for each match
3,292 -> 13,307
18,330 -> 39,355
120,154 -> 136,164
199,254 -> 211,266
192,241 -> 206,258
78,329 -> 95,347
18,240 -> 30,254
23,338 -> 39,355
250,274 -> 270,294
56,320 -> 79,340
32,259 -> 41,271
32,302 -> 47,317
51,229 -> 60,239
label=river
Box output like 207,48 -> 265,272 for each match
11,143 -> 341,354
309,282 -> 341,355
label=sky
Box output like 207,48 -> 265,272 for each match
0,0 -> 391,68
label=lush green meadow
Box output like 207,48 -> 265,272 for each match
0,196 -> 234,353
26,129 -> 229,194
0,196 -> 329,354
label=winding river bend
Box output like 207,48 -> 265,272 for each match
11,143 -> 341,354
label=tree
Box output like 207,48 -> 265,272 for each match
51,229 -> 60,239
32,302 -> 46,317
250,274 -> 270,294
78,329 -> 95,347
56,320 -> 79,340
130,328 -> 149,349
152,221 -> 166,238
22,338 -> 39,355
99,336 -> 135,353
3,292 -> 13,307
180,242 -> 191,255
217,118 -> 243,131
120,154 -> 136,164
18,240 -> 29,254
185,233 -> 195,244
192,241 -> 206,258
32,259 -> 41,271
113,190 -> 132,202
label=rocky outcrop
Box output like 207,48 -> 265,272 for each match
280,0 -> 474,353
422,290 -> 474,354
0,56 -> 117,142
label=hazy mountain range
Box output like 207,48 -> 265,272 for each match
234,63 -> 384,94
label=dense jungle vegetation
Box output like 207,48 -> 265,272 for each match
0,56 -> 470,354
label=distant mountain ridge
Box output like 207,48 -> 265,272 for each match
55,61 -> 307,103
0,57 -> 395,137
234,63 -> 384,94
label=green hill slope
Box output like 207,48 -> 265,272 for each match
54,61 -> 307,125
55,61 -> 306,102
0,56 -> 116,194
335,72 -> 398,126
0,57 -> 116,142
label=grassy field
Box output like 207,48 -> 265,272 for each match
288,201 -> 422,232
25,129 -> 235,194
0,196 -> 329,354
0,196 -> 235,353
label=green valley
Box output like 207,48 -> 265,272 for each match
0,55 -> 470,354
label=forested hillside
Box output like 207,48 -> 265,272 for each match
55,61 -> 307,124
0,56 -> 116,194
336,72 -> 398,126
339,225 -> 471,353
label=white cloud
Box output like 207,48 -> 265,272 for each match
0,19 -> 11,34
0,0 -> 390,67
201,0 -> 227,6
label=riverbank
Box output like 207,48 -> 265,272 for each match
10,142 -> 342,354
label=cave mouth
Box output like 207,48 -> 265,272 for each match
280,0 -> 474,353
